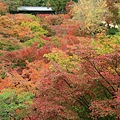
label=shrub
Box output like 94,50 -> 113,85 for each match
106,27 -> 119,35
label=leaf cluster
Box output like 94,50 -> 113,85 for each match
0,89 -> 34,120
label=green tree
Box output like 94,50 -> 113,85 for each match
45,0 -> 71,13
20,0 -> 40,6
0,89 -> 34,120
73,0 -> 78,2
38,0 -> 45,6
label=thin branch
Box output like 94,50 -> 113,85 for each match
88,59 -> 116,93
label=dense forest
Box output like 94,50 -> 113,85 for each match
0,0 -> 120,120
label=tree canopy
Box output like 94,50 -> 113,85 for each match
0,0 -> 78,13
0,0 -> 120,120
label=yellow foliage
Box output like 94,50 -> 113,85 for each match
44,48 -> 80,72
71,0 -> 111,34
92,35 -> 120,54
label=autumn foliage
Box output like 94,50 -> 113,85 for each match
0,2 -> 8,15
0,1 -> 120,120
